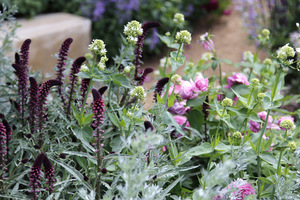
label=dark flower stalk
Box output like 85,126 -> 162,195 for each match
43,154 -> 55,193
29,77 -> 39,134
37,80 -> 62,144
29,153 -> 45,200
0,123 -> 7,189
79,78 -> 91,109
55,38 -> 73,106
153,77 -> 169,102
66,57 -> 86,117
133,21 -> 161,77
134,67 -> 153,85
12,63 -> 28,125
19,39 -> 31,72
1,117 -> 12,162
202,96 -> 210,139
98,86 -> 108,95
91,89 -> 105,200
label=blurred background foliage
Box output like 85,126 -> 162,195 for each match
2,0 -> 230,57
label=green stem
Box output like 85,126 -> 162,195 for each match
219,63 -> 223,88
215,107 -> 226,138
176,43 -> 183,59
116,45 -> 129,69
80,79 -> 94,123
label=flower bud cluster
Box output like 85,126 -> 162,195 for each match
276,43 -> 296,65
124,20 -> 143,44
176,30 -> 192,44
221,98 -> 233,107
173,13 -> 185,24
130,86 -> 146,101
88,39 -> 107,56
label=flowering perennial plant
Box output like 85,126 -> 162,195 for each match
0,9 -> 299,200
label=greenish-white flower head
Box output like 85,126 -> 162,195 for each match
84,52 -> 93,60
124,20 -> 143,44
176,30 -> 192,44
221,98 -> 233,107
288,141 -> 297,151
243,51 -> 254,62
173,13 -> 185,24
88,39 -> 107,56
171,74 -> 182,84
165,31 -> 171,37
257,92 -> 265,100
124,66 -> 131,73
261,29 -> 270,37
130,86 -> 146,101
277,44 -> 295,63
126,111 -> 134,118
251,78 -> 260,86
97,62 -> 106,71
280,119 -> 294,130
232,131 -> 242,140
263,58 -> 272,65
201,52 -> 213,61
80,64 -> 89,72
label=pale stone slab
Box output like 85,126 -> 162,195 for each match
13,13 -> 91,76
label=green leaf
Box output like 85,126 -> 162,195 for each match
107,112 -> 120,128
231,88 -> 248,106
215,142 -> 231,152
63,151 -> 97,164
77,71 -> 91,79
81,125 -> 93,142
176,143 -> 213,165
219,58 -> 232,64
187,109 -> 204,133
168,94 -> 176,107
186,96 -> 206,107
113,74 -> 132,88
260,152 -> 277,167
211,60 -> 219,70
170,51 -> 185,72
258,177 -> 273,185
71,128 -> 95,152
162,111 -> 187,138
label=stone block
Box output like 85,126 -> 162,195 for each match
12,13 -> 91,76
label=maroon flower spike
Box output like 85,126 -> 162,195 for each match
19,39 -> 31,72
153,77 -> 169,102
144,121 -> 154,132
133,21 -> 161,77
98,86 -> 108,95
66,57 -> 86,117
29,77 -> 39,134
92,89 -> 105,175
56,38 -> 73,106
43,154 -> 55,193
0,123 -> 7,181
14,53 -> 20,65
29,152 -> 45,200
79,78 -> 91,108
135,67 -> 153,85
12,63 -> 28,124
2,117 -> 12,162
38,80 -> 62,133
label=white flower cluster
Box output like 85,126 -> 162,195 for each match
201,52 -> 213,61
173,13 -> 185,24
130,86 -> 146,101
97,56 -> 108,71
88,39 -> 107,56
277,43 -> 295,65
176,30 -> 192,44
124,20 -> 143,44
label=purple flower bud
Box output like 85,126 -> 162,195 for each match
84,174 -> 89,181
20,39 -> 31,71
153,77 -> 169,102
43,154 -> 55,192
59,153 -> 66,159
135,68 -> 153,85
21,158 -> 29,164
98,86 -> 108,95
144,121 -> 154,132
101,168 -> 107,174
29,77 -> 39,133
33,145 -> 41,149
0,123 -> 7,179
29,153 -> 45,198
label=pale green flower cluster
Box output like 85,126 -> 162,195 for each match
130,86 -> 146,101
124,65 -> 135,74
124,20 -> 143,44
232,131 -> 242,140
263,58 -> 272,65
251,78 -> 260,86
80,64 -> 89,72
173,13 -> 185,24
257,92 -> 265,100
280,119 -> 294,130
171,74 -> 182,84
243,51 -> 254,62
97,56 -> 108,71
258,29 -> 270,41
221,98 -> 233,107
201,52 -> 213,61
277,44 -> 295,65
88,39 -> 107,56
176,30 -> 192,44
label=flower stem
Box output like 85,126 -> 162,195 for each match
116,45 -> 129,70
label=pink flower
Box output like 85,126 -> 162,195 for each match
226,73 -> 249,88
173,115 -> 190,127
168,100 -> 190,115
180,80 -> 196,100
249,111 -> 273,133
199,32 -> 215,51
215,179 -> 255,200
194,74 -> 209,92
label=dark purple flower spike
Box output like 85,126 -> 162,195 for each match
20,39 -> 31,72
153,77 -> 169,102
29,77 -> 39,134
0,123 -> 7,182
98,86 -> 108,95
29,152 -> 45,200
79,78 -> 91,109
43,154 -> 55,193
135,67 -> 153,85
38,80 -> 62,135
1,117 -> 12,162
56,38 -> 73,106
66,57 -> 86,117
11,63 -> 28,125
134,21 -> 161,77
144,121 -> 154,132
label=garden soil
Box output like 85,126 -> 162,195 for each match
142,10 -> 267,109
